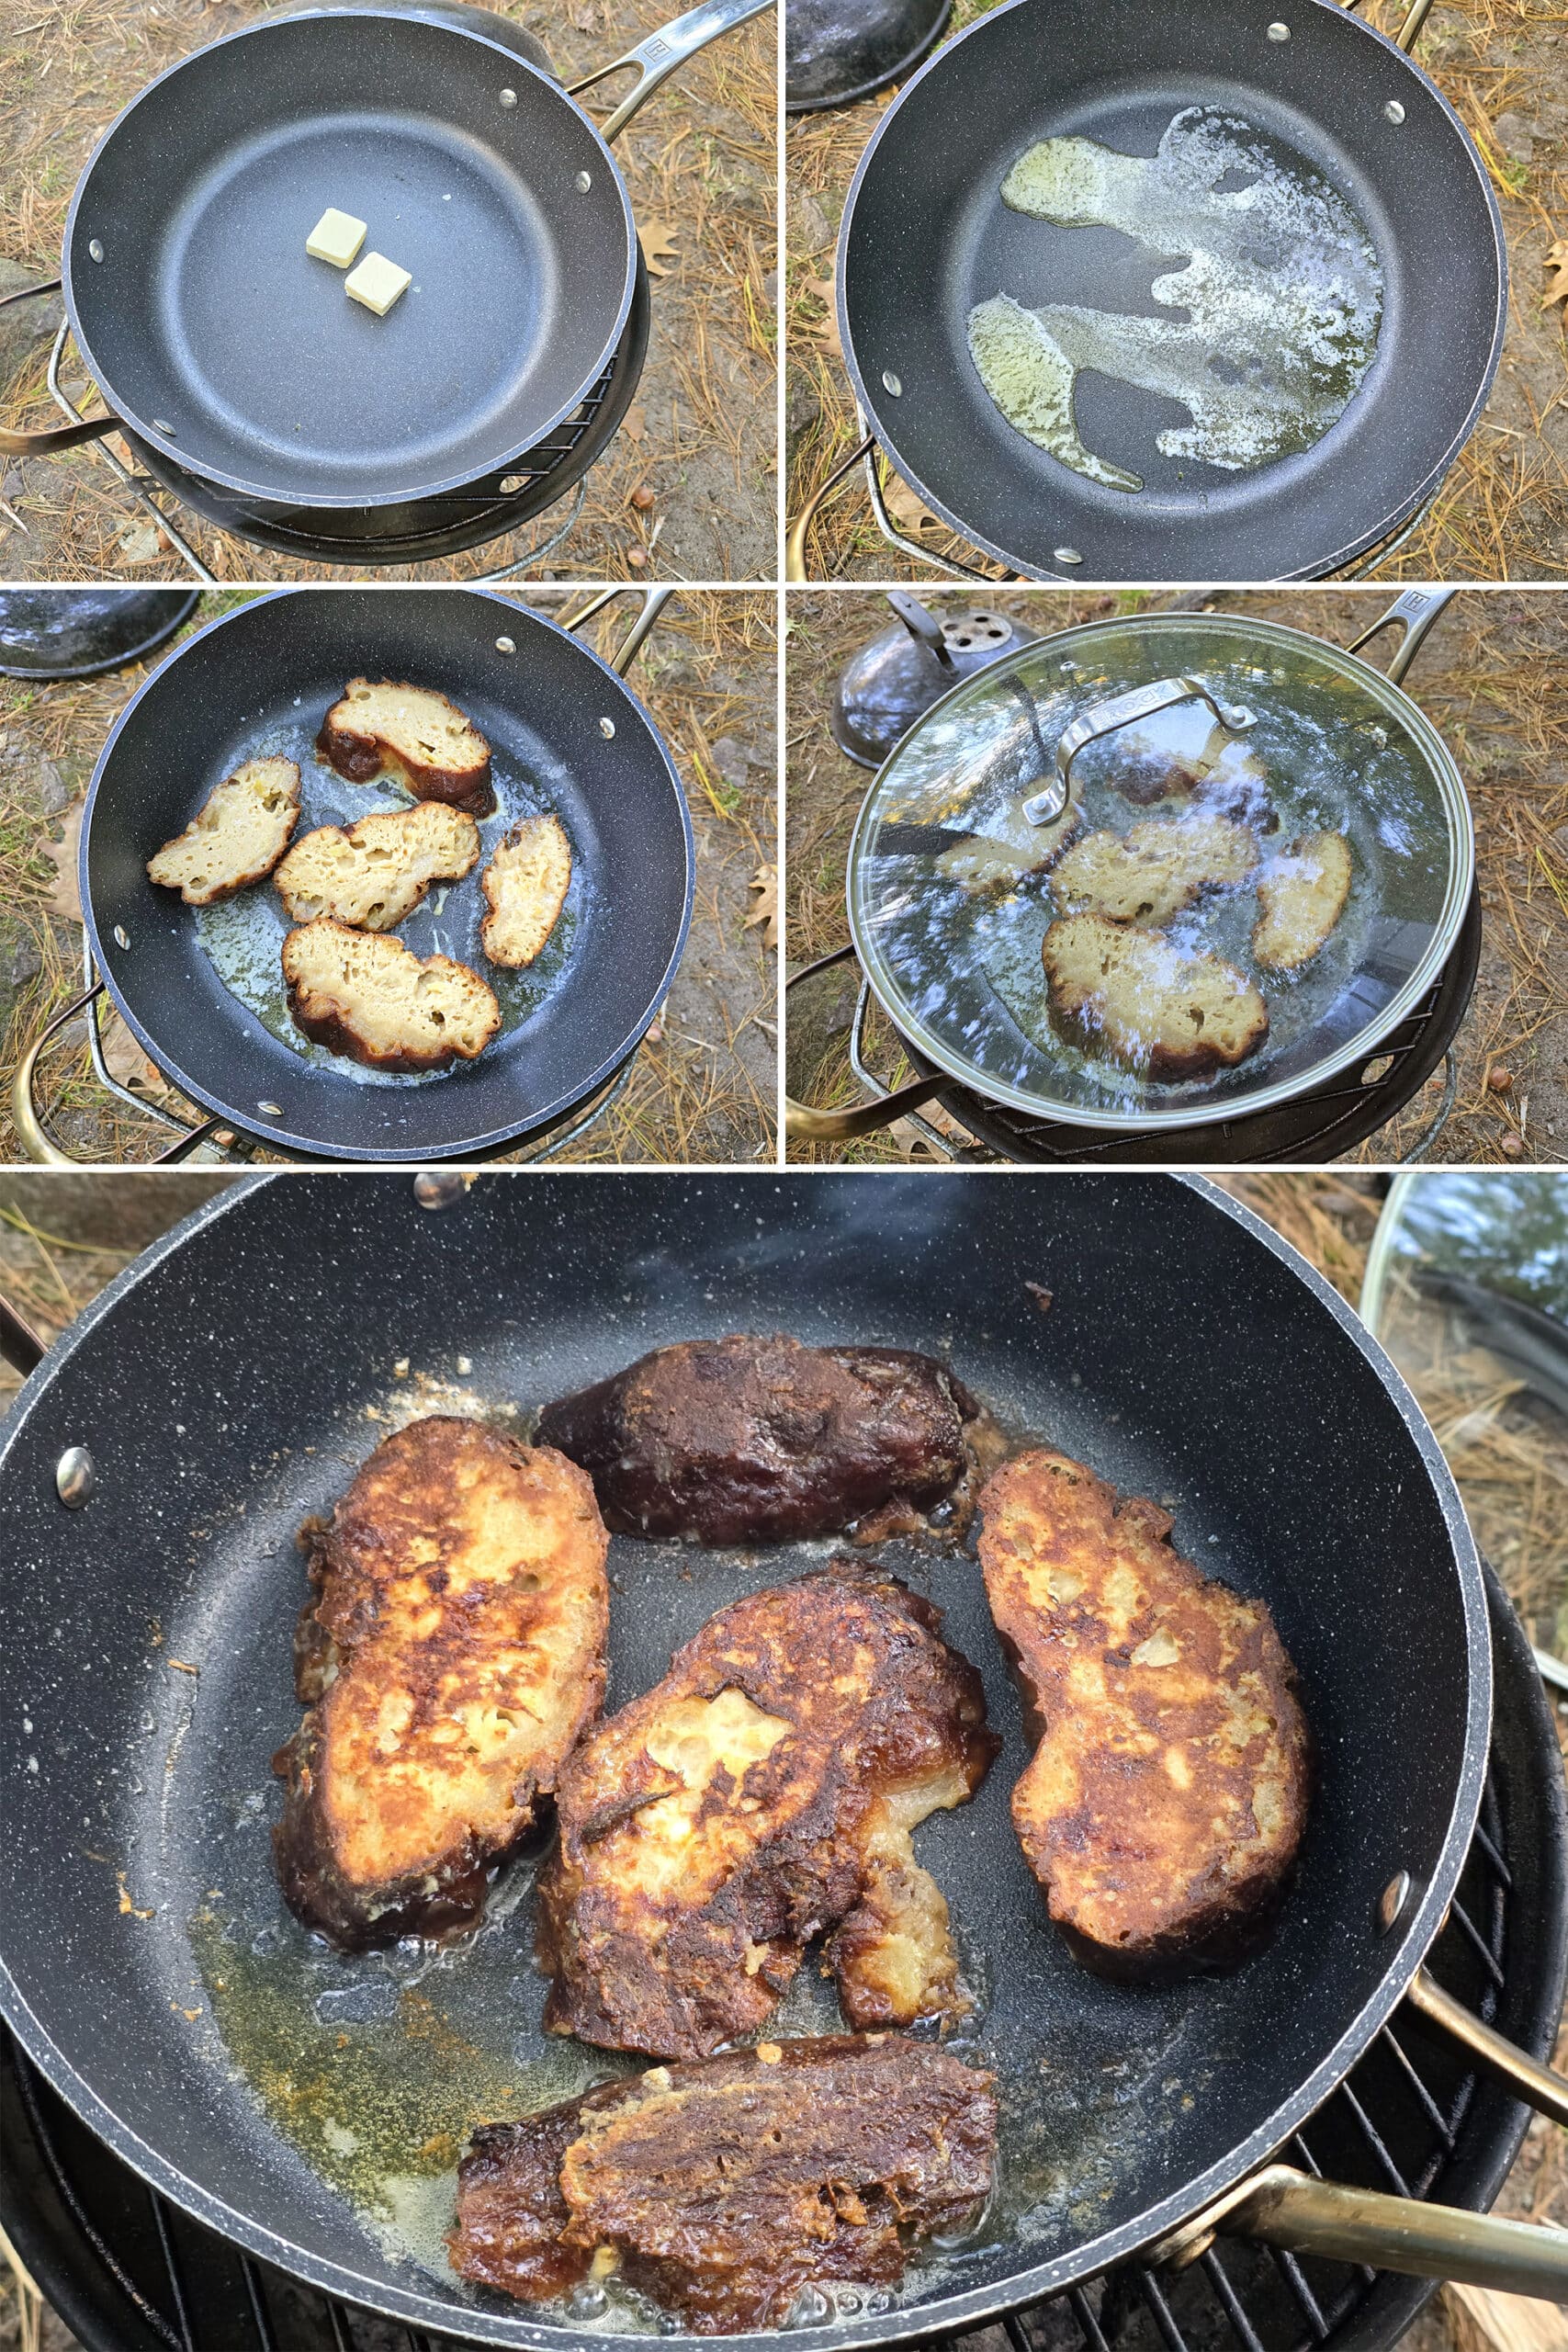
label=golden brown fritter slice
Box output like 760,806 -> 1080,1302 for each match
977,1449 -> 1311,1976
450,2034 -> 998,2333
539,1565 -> 997,2056
273,1416 -> 609,1951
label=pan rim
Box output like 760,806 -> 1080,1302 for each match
832,0 -> 1507,583
76,588 -> 695,1163
0,1169 -> 1493,2352
61,8 -> 639,511
844,606 -> 1476,1133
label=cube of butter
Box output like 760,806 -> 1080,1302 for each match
305,209 -> 367,268
344,252 -> 412,318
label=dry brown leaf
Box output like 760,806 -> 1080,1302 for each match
880,472 -> 944,538
623,401 -> 647,442
1542,238 -> 1568,309
44,798 -> 85,924
800,274 -> 842,358
101,1005 -> 175,1101
640,220 -> 682,278
745,862 -> 778,952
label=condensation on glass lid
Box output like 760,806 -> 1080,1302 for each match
966,108 -> 1383,492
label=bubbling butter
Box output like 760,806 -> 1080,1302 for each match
967,107 -> 1383,491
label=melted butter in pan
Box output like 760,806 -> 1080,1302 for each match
967,108 -> 1383,490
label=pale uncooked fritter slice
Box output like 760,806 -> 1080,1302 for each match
1052,813 -> 1258,926
281,916 -> 501,1073
145,757 -> 301,905
1253,831 -> 1352,971
479,814 -> 572,967
317,678 -> 495,816
1043,912 -> 1269,1080
274,802 -> 480,931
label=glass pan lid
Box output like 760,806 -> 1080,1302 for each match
847,613 -> 1473,1133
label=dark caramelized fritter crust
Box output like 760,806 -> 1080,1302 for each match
273,1417 -> 609,1951
536,1333 -> 981,1545
451,2035 -> 998,2332
539,1564 -> 997,2056
977,1449 -> 1312,1977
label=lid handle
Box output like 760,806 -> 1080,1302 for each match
1023,675 -> 1257,827
886,593 -> 955,670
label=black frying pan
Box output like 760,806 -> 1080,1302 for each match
0,1171 -> 1564,2352
0,0 -> 767,508
17,590 -> 694,1163
789,0 -> 1505,582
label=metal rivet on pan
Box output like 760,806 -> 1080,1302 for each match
495,635 -> 516,653
56,1446 -> 96,1510
256,1100 -> 282,1117
1377,1870 -> 1413,1934
113,924 -> 130,949
500,85 -> 518,105
577,171 -> 592,192
1384,99 -> 1405,123
153,419 -> 175,435
1054,547 -> 1084,566
1268,20 -> 1290,38
599,717 -> 616,738
88,239 -> 105,262
882,371 -> 902,397
414,1172 -> 467,1210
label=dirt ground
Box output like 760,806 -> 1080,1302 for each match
0,586 -> 777,1164
0,0 -> 775,583
784,586 -> 1568,1163
784,0 -> 1568,582
0,1167 -> 1562,2352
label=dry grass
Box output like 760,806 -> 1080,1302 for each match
784,0 -> 1568,582
0,588 -> 776,1164
0,0 -> 774,582
783,586 -> 1568,1164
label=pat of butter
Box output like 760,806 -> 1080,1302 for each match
344,252 -> 412,317
306,209 -> 367,268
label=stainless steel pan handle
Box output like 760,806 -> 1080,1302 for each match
558,584 -> 674,673
1346,586 -> 1456,687
0,280 -> 122,458
1158,2164 -> 1568,2301
1340,0 -> 1440,58
569,0 -> 773,142
1021,675 -> 1258,827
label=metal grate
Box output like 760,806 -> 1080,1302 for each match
3,1578 -> 1557,2352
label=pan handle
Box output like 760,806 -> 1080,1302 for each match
1346,586 -> 1455,687
12,984 -> 224,1166
1022,675 -> 1259,827
782,945 -> 947,1142
1338,0 -> 1438,56
0,279 -> 125,458
1157,2164 -> 1568,2301
1406,1964 -> 1568,2129
568,0 -> 773,142
558,585 -> 674,674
